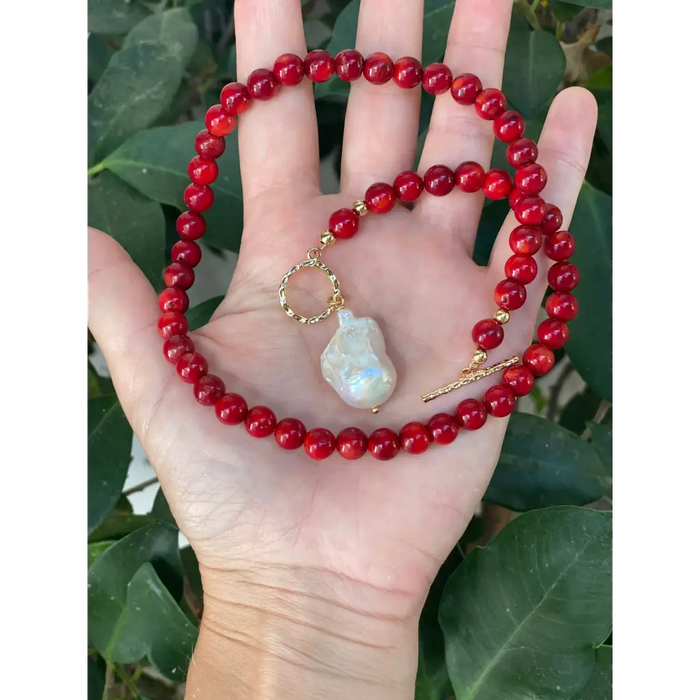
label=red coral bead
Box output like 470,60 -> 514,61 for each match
220,82 -> 251,115
472,318 -> 504,350
163,335 -> 194,364
245,406 -> 277,438
194,374 -> 225,406
336,427 -> 368,460
542,204 -> 563,235
329,208 -> 359,239
304,49 -> 335,83
368,428 -> 400,461
274,417 -> 307,450
176,211 -> 206,240
424,165 -> 455,196
494,279 -> 527,310
484,385 -> 516,417
364,52 -> 393,85
523,344 -> 555,376
157,311 -> 188,340
400,422 -> 432,455
537,318 -> 570,350
304,427 -> 336,460
177,352 -> 208,383
455,161 -> 485,193
456,398 -> 487,430
184,183 -> 214,212
428,413 -> 460,445
335,49 -> 364,81
164,262 -> 195,290
365,182 -> 396,213
422,62 -> 453,95
509,187 -> 526,211
393,56 -> 423,88
204,105 -> 236,137
546,292 -> 579,321
483,169 -> 513,200
506,138 -> 538,168
544,231 -> 576,261
548,262 -> 580,292
502,365 -> 535,397
474,88 -> 506,120
159,287 -> 189,313
515,163 -> 548,195
194,129 -> 226,159
493,110 -> 525,143
187,156 -> 218,186
171,240 -> 202,267
247,68 -> 280,100
505,254 -> 538,285
515,196 -> 547,225
274,53 -> 305,86
509,225 -> 542,255
215,393 -> 248,425
451,73 -> 482,105
394,171 -> 424,202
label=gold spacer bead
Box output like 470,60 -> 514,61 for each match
320,230 -> 336,248
494,308 -> 510,325
352,200 -> 369,217
473,348 -> 488,366
371,406 -> 380,414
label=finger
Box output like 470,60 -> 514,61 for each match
414,0 -> 512,250
235,0 -> 320,202
341,0 -> 424,193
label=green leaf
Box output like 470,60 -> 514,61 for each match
559,388 -> 605,435
440,507 -> 612,700
88,171 -> 166,289
88,0 -> 152,34
181,545 -> 204,602
88,41 -> 184,164
186,295 -> 225,330
88,361 -> 102,398
88,656 -> 106,700
103,122 -> 243,252
88,33 -> 114,85
88,511 -> 153,543
473,201 -> 510,266
151,487 -> 177,526
570,645 -> 612,700
88,395 -> 133,534
587,422 -> 612,499
503,29 -> 566,117
88,540 -> 116,568
484,413 -> 605,511
566,182 -> 612,402
547,0 -> 584,22
584,65 -> 612,102
597,100 -> 612,152
554,0 -> 611,8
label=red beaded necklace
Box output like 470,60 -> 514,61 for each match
156,49 -> 579,462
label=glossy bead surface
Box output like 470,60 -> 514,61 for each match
184,183 -> 214,212
451,73 -> 482,105
537,318 -> 570,350
506,138 -> 538,168
365,182 -> 396,213
164,262 -> 194,290
329,208 -> 359,239
504,254 -> 538,284
194,129 -> 226,158
515,163 -> 548,195
274,417 -> 307,450
187,156 -> 218,186
484,385 -> 516,417
422,62 -> 453,95
304,49 -> 335,82
247,68 -> 280,100
336,427 -> 368,460
204,105 -> 236,137
245,406 -> 277,438
456,398 -> 487,430
546,292 -> 579,321
483,169 -> 513,200
176,211 -> 206,240
304,427 -> 336,460
335,49 -> 364,81
548,262 -> 580,292
494,279 -> 527,310
474,88 -> 506,120
194,374 -> 225,406
493,110 -> 525,143
509,225 -> 542,255
424,165 -> 455,196
472,318 -> 504,350
502,365 -> 535,397
515,196 -> 547,225
163,335 -> 194,364
159,287 -> 189,313
523,344 -> 555,376
544,231 -> 576,261
171,240 -> 202,267
363,52 -> 393,85
220,82 -> 251,115
428,413 -> 460,445
542,204 -> 564,234
176,352 -> 208,383
455,161 -> 485,193
393,56 -> 423,88
368,428 -> 400,461
215,393 -> 248,425
400,422 -> 432,455
394,171 -> 424,202
509,187 -> 526,211
273,53 -> 305,86
157,311 -> 188,340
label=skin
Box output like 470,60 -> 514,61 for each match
88,0 -> 598,697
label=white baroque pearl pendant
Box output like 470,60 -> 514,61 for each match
321,309 -> 397,410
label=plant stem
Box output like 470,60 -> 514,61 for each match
514,0 -> 541,30
555,20 -> 564,41
547,359 -> 574,421
580,400 -> 611,441
102,666 -> 115,700
531,0 -> 541,11
111,664 -> 141,699
88,161 -> 106,178
123,476 -> 159,497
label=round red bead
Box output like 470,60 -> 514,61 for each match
273,53 -> 305,86
394,171 -> 424,202
544,231 -> 576,261
164,262 -> 195,290
176,211 -> 206,240
159,287 -> 189,313
329,208 -> 359,239
546,292 -> 579,322
422,62 -> 453,95
484,385 -> 516,417
428,413 -> 459,445
515,196 -> 547,225
365,182 -> 396,214
245,406 -> 277,438
509,225 -> 542,255
163,335 -> 194,364
493,110 -> 525,143
483,169 -> 513,200
456,398 -> 487,430
335,49 -> 364,82
451,73 -> 482,105
400,422 -> 431,455
304,49 -> 335,83
505,254 -> 538,285
472,318 -> 504,350
171,240 -> 202,267
215,393 -> 248,425
542,204 -> 564,234
393,56 -> 423,89
368,428 -> 400,461
194,129 -> 226,159
194,374 -> 225,406
247,68 -> 280,100
157,311 -> 188,340
494,279 -> 527,310
176,352 -> 208,383
537,318 -> 570,350
220,82 -> 251,115
424,165 -> 455,196
509,187 -> 526,211
184,183 -> 214,212
364,52 -> 393,85
336,427 -> 368,460
188,156 -> 218,186
474,88 -> 506,120
455,161 -> 485,193
515,163 -> 548,195
502,365 -> 535,397
506,138 -> 538,168
304,427 -> 336,460
523,344 -> 555,376
204,105 -> 236,137
274,417 -> 307,450
548,262 -> 580,292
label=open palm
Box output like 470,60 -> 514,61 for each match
88,0 -> 597,620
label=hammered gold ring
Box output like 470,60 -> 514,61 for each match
278,258 -> 342,325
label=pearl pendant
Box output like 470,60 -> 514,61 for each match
321,309 -> 397,410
